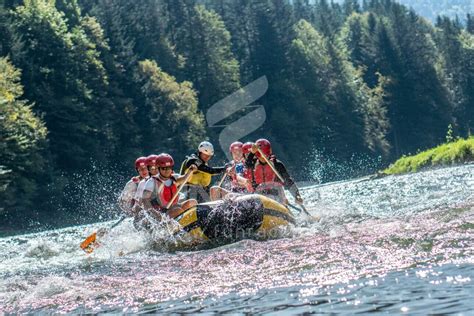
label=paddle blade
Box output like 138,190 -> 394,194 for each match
80,232 -> 98,253
300,205 -> 320,222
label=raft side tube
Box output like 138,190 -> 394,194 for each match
174,194 -> 295,242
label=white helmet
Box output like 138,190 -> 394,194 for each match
198,141 -> 214,156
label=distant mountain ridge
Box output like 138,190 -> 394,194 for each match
333,0 -> 473,23
397,0 -> 473,22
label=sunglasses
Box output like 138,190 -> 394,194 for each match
160,167 -> 173,171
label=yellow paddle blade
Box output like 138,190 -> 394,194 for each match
80,232 -> 98,253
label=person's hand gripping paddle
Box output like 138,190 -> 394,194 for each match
256,148 -> 319,222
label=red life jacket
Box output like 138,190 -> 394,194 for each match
253,159 -> 287,204
243,168 -> 253,182
254,161 -> 282,185
153,175 -> 178,208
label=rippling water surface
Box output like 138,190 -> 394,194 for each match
1,165 -> 473,314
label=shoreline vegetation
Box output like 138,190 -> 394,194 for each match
382,137 -> 474,175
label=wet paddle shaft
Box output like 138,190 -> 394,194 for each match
165,168 -> 194,208
256,148 -> 314,219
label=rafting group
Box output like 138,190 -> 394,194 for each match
119,139 -> 303,239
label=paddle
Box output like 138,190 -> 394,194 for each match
217,172 -> 227,188
256,148 -> 318,221
81,168 -> 195,253
164,168 -> 194,209
286,202 -> 320,222
80,215 -> 127,254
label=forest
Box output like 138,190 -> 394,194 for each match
1,0 -> 473,229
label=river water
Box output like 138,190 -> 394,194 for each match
1,165 -> 473,314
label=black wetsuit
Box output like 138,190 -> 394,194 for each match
179,153 -> 226,202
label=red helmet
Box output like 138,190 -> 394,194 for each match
135,156 -> 148,169
242,142 -> 253,155
256,138 -> 272,157
156,153 -> 174,167
146,154 -> 159,167
229,141 -> 243,153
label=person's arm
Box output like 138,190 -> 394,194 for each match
187,157 -> 226,175
198,163 -> 226,175
175,165 -> 197,186
245,153 -> 256,169
140,178 -> 162,213
236,174 -> 252,191
118,180 -> 138,214
274,159 -> 303,203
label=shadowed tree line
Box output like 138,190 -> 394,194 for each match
0,0 -> 473,228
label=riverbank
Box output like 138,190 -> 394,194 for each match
383,137 -> 474,175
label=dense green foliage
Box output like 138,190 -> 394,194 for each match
0,57 -> 47,214
135,59 -> 205,156
0,0 -> 473,227
383,137 -> 474,175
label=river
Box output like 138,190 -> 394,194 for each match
1,164 -> 473,313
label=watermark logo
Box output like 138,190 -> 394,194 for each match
206,76 -> 268,160
204,75 -> 320,199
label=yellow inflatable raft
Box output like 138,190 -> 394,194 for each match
173,194 -> 295,243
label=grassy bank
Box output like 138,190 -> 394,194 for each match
383,137 -> 474,175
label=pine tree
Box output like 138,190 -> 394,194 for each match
90,0 -> 180,74
389,4 -> 453,153
0,57 -> 48,215
339,12 -> 381,87
287,19 -> 385,159
55,0 -> 81,27
79,14 -> 142,162
343,0 -> 360,16
0,0 -> 13,55
456,30 -> 474,134
467,14 -> 474,34
167,4 -> 241,109
204,0 -> 260,83
10,0 -> 109,170
134,59 -> 206,156
293,0 -> 314,23
313,0 -> 345,37
287,19 -> 331,152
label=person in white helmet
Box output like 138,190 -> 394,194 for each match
179,141 -> 228,202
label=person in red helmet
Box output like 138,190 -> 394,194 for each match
141,153 -> 197,219
246,138 -> 304,205
229,141 -> 244,160
227,141 -> 250,192
242,142 -> 254,160
210,141 -> 253,200
241,142 -> 256,190
133,154 -> 160,209
118,157 -> 149,215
